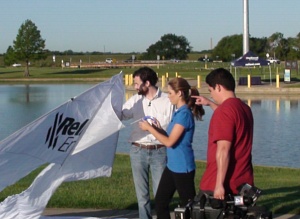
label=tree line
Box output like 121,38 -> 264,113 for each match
211,32 -> 300,62
3,19 -> 300,77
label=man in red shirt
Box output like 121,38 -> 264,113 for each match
193,68 -> 254,199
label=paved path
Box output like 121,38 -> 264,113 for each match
43,208 -> 300,219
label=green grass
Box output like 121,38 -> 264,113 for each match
0,57 -> 299,215
0,154 -> 299,215
1,61 -> 299,85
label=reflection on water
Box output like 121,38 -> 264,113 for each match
239,96 -> 300,169
245,98 -> 299,112
0,84 -> 299,168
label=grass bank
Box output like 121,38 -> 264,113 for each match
0,154 -> 299,215
0,63 -> 299,215
1,61 -> 299,87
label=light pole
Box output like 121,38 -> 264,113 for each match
243,0 -> 249,55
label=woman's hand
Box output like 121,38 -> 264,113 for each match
151,118 -> 161,129
139,120 -> 152,131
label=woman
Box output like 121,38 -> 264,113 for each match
139,77 -> 205,219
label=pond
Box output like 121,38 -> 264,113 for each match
0,83 -> 299,168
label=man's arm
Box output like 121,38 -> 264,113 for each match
214,140 -> 231,199
121,97 -> 134,120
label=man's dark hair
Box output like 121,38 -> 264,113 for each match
206,68 -> 235,92
133,67 -> 158,86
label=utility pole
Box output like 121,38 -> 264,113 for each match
243,0 -> 249,55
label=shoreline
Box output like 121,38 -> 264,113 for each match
115,152 -> 300,170
1,77 -> 300,94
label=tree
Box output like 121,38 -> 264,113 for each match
13,19 -> 46,76
212,34 -> 270,61
142,33 -> 191,60
286,34 -> 300,60
212,34 -> 243,61
3,46 -> 17,66
266,32 -> 285,59
249,37 -> 268,58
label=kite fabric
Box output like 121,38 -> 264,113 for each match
0,72 -> 125,219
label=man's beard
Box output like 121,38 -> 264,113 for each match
138,84 -> 149,96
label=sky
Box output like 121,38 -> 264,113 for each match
1,0 -> 300,54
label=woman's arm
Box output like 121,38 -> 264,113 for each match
139,121 -> 184,147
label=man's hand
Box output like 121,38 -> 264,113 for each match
191,95 -> 210,106
214,185 -> 225,200
191,95 -> 218,110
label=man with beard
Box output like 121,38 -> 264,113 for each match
122,67 -> 174,219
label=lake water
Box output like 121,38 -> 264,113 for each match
0,83 -> 299,168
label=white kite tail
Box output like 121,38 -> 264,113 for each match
0,164 -> 64,219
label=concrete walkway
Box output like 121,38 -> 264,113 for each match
43,208 -> 300,219
181,79 -> 300,96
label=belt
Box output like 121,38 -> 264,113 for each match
132,142 -> 165,150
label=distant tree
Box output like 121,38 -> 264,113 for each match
286,34 -> 300,60
13,19 -> 46,76
294,32 -> 300,51
212,34 -> 271,61
3,46 -> 17,66
142,33 -> 191,60
212,34 -> 243,61
266,32 -> 288,60
63,50 -> 75,55
249,37 -> 268,57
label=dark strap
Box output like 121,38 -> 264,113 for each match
194,191 -> 207,219
199,194 -> 206,219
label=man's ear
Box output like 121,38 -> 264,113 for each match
145,80 -> 151,87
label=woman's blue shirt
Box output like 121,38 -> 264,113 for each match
166,104 -> 195,173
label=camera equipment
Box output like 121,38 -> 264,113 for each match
174,183 -> 272,219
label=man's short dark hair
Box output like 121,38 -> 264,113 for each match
206,68 -> 235,92
133,67 -> 158,86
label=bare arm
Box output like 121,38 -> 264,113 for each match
214,140 -> 231,199
139,120 -> 184,147
191,95 -> 218,111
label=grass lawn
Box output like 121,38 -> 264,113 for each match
1,61 -> 299,83
0,62 -> 299,215
0,154 -> 299,215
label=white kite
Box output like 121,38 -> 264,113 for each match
0,72 -> 125,219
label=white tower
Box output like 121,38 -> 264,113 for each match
243,0 -> 249,54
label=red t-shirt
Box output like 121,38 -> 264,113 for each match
200,98 -> 254,194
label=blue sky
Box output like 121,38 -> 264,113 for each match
1,0 -> 300,54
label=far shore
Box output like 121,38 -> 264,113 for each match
1,77 -> 300,96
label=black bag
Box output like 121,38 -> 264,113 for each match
191,191 -> 223,219
174,184 -> 273,219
